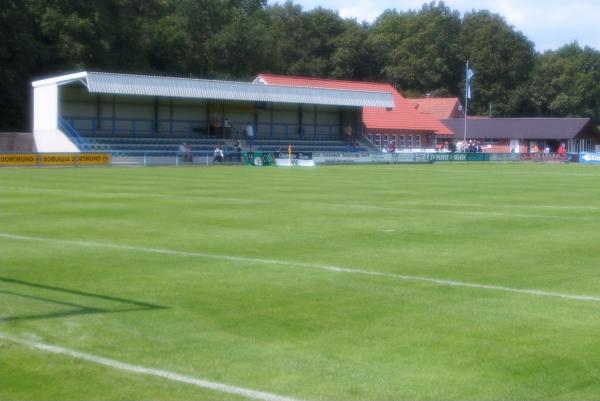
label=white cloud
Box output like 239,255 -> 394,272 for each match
495,1 -> 526,25
338,1 -> 382,22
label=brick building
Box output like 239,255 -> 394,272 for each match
255,74 -> 452,151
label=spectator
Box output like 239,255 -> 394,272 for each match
213,144 -> 224,163
245,122 -> 254,149
557,143 -> 567,155
179,142 -> 192,162
344,125 -> 353,143
185,143 -> 193,162
233,139 -> 242,162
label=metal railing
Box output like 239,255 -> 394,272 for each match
111,150 -> 243,166
59,117 -> 93,151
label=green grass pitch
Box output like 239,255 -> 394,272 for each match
2,163 -> 600,400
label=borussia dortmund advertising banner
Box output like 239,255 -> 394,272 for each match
41,153 -> 111,165
0,153 -> 111,167
0,154 -> 37,166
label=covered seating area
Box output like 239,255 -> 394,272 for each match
32,72 -> 393,154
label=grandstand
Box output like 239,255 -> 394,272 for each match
31,72 -> 394,155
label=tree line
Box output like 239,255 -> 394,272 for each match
1,0 -> 599,131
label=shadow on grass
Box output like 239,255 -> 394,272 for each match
0,277 -> 168,323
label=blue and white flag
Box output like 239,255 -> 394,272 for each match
466,67 -> 475,99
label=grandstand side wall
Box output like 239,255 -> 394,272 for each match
34,84 -> 57,131
33,83 -> 79,152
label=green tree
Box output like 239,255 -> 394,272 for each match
169,0 -> 231,76
330,20 -> 378,80
24,0 -> 174,71
3,0 -> 599,131
0,0 -> 47,130
206,8 -> 277,78
268,3 -> 346,76
460,10 -> 536,116
532,43 -> 600,122
368,1 -> 463,94
366,9 -> 409,84
265,1 -> 305,74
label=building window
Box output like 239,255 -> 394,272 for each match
383,135 -> 388,149
415,135 -> 421,149
375,134 -> 381,148
399,135 -> 405,149
406,135 -> 413,149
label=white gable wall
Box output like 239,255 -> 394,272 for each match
32,83 -> 79,152
34,84 -> 58,131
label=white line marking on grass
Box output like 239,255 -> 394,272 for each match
2,232 -> 600,303
0,332 -> 302,401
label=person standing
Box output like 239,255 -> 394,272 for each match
233,139 -> 242,162
179,142 -> 192,162
213,144 -> 224,163
184,143 -> 192,162
344,125 -> 353,143
245,122 -> 254,149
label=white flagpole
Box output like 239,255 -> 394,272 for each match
464,60 -> 469,146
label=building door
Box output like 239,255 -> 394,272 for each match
374,134 -> 381,149
510,139 -> 520,153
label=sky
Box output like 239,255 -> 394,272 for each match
291,0 -> 600,52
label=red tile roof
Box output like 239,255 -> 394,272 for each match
255,74 -> 452,135
409,97 -> 463,119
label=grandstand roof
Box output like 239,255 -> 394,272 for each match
32,71 -> 394,108
255,74 -> 452,135
442,118 -> 599,140
409,97 -> 463,119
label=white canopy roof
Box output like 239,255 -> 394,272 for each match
32,71 -> 394,108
